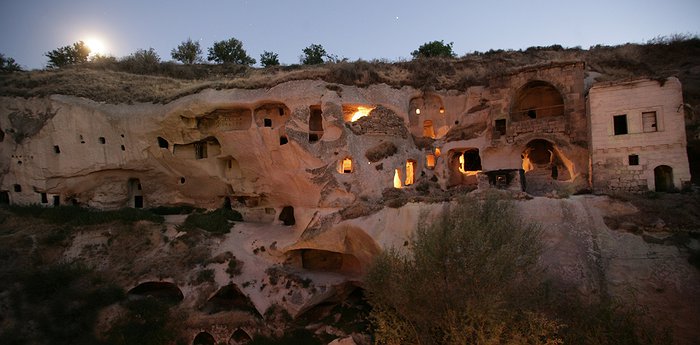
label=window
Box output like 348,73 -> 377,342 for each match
628,154 -> 639,166
280,136 -> 288,145
494,119 -> 506,136
40,192 -> 48,204
423,120 -> 435,138
613,115 -> 628,135
341,158 -> 353,173
98,137 -> 106,144
405,160 -> 416,185
426,154 -> 436,169
194,142 -> 207,159
54,145 -> 61,154
642,111 -> 657,132
13,184 -> 21,192
157,137 -> 169,148
264,118 -> 272,127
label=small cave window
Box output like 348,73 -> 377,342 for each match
264,118 -> 272,127
340,157 -> 353,174
642,111 -> 658,132
309,106 -> 323,142
40,192 -> 48,204
157,137 -> 169,148
280,135 -> 288,145
278,107 -> 285,116
0,130 -> 4,142
180,177 -> 186,184
405,160 -> 416,186
279,206 -> 295,226
527,109 -> 537,119
194,142 -> 207,159
13,184 -> 21,193
53,195 -> 60,206
79,135 -> 85,144
98,137 -> 106,144
426,154 -> 436,169
120,145 -> 125,151
628,154 -> 639,166
613,115 -> 628,135
308,133 -> 319,143
494,119 -> 507,136
53,145 -> 61,154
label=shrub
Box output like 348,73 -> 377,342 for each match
260,51 -> 280,67
171,38 -> 202,64
226,257 -> 244,277
301,44 -> 327,65
411,40 -> 456,59
6,205 -> 164,225
207,37 -> 255,65
121,48 -> 160,73
45,41 -> 90,68
181,208 -> 242,234
106,298 -> 178,345
149,205 -> 198,215
365,194 -> 555,344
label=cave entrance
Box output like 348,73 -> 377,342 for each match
128,178 -> 143,208
230,329 -> 252,345
447,148 -> 481,188
511,81 -> 564,121
300,249 -> 362,275
192,332 -> 215,345
202,284 -> 258,316
279,206 -> 295,226
405,160 -> 417,186
0,191 -> 8,204
654,165 -> 674,192
127,281 -> 184,304
521,139 -> 572,194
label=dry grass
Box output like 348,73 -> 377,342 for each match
1,38 -> 698,107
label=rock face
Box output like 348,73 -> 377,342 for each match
0,62 -> 697,343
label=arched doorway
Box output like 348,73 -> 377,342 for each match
512,81 -> 564,121
192,331 -> 215,345
521,139 -> 571,194
654,165 -> 674,192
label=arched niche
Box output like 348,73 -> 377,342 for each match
192,332 -> 215,345
654,165 -> 674,192
511,81 -> 564,121
127,281 -> 184,304
202,284 -> 259,316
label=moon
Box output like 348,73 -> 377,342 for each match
84,37 -> 107,56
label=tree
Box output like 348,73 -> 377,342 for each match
301,44 -> 327,65
45,41 -> 90,68
365,194 -> 560,345
0,53 -> 22,72
411,40 -> 456,59
207,37 -> 255,65
171,38 -> 202,64
259,51 -> 280,67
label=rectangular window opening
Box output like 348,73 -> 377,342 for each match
494,119 -> 507,136
264,118 -> 272,127
40,192 -> 48,204
613,114 -> 628,135
628,154 -> 639,166
642,111 -> 657,132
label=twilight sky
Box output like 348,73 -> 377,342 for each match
1,0 -> 699,70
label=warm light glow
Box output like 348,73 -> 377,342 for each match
415,108 -> 421,115
393,169 -> 402,188
405,160 -> 416,185
439,107 -> 445,114
459,154 -> 465,173
426,154 -> 436,168
434,147 -> 441,157
350,106 -> 374,122
341,158 -> 353,173
85,37 -> 107,56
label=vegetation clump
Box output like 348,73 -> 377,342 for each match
45,41 -> 90,68
180,208 -> 243,234
411,40 -> 456,59
207,37 -> 256,65
5,204 -> 164,225
171,38 -> 202,64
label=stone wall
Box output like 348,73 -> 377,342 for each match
589,78 -> 691,192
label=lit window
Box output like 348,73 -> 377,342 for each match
340,158 -> 353,173
405,160 -> 416,185
426,154 -> 436,169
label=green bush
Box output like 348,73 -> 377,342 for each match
260,51 -> 280,67
149,205 -> 198,215
45,41 -> 90,68
171,38 -> 202,64
411,40 -> 456,59
301,44 -> 327,65
365,194 -> 557,344
207,37 -> 255,65
106,298 -> 178,345
181,208 -> 242,234
6,205 -> 164,225
0,263 -> 125,345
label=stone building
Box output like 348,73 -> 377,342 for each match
588,77 -> 691,192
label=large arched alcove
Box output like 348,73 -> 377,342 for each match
512,81 -> 564,121
521,139 -> 573,194
654,165 -> 674,192
447,148 -> 481,188
230,328 -> 253,345
127,281 -> 184,304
